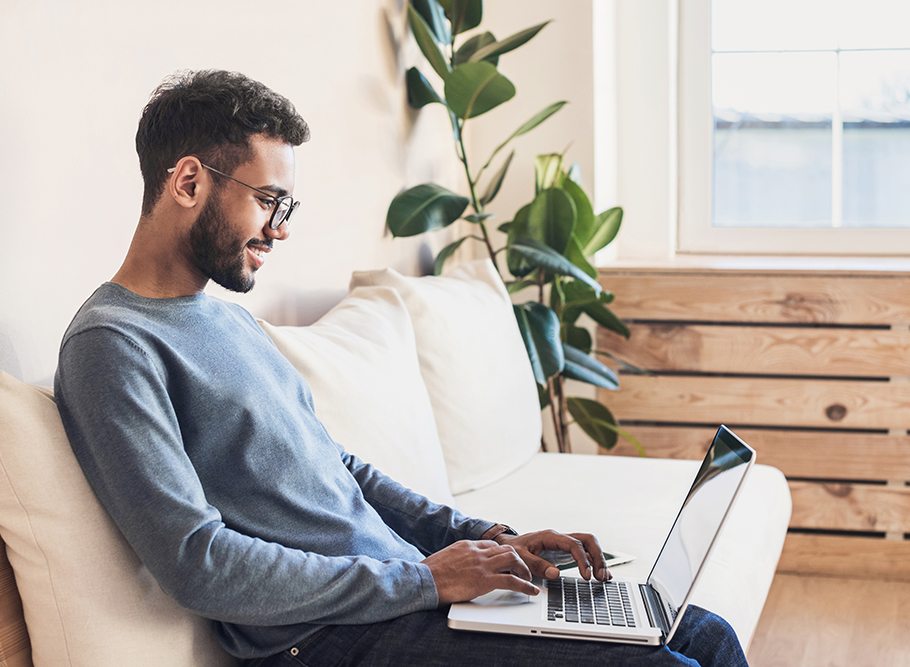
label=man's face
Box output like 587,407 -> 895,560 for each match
188,190 -> 258,293
188,135 -> 296,293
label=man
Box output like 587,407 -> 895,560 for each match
55,70 -> 748,666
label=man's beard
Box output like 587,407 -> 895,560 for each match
189,193 -> 258,293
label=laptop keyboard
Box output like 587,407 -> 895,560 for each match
546,577 -> 637,627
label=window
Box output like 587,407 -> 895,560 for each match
678,0 -> 910,255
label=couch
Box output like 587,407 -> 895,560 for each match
0,260 -> 792,666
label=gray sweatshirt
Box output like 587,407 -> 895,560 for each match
55,283 -> 493,659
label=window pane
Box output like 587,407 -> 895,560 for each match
712,0 -> 836,52
841,50 -> 910,227
713,53 -> 834,227
838,0 -> 910,50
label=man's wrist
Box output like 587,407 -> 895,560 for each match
481,523 -> 519,543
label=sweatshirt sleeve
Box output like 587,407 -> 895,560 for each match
55,326 -> 439,627
341,451 -> 496,555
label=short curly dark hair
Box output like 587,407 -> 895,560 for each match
136,70 -> 310,216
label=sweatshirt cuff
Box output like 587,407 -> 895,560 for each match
415,561 -> 440,609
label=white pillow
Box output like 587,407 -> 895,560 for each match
0,372 -> 237,667
350,260 -> 542,495
258,287 -> 455,506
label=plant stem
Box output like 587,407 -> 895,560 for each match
554,374 -> 570,453
456,120 -> 500,273
546,378 -> 565,453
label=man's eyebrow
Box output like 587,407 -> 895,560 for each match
257,184 -> 289,198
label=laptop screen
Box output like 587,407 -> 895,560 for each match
646,426 -> 755,624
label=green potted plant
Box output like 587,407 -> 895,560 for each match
386,0 -> 643,455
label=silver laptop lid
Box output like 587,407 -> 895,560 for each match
645,426 -> 755,642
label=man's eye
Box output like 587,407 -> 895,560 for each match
258,198 -> 276,210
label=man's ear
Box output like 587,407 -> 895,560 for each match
167,157 -> 206,209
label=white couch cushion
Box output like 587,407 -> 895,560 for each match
350,260 -> 542,495
0,372 -> 237,667
452,452 -> 792,650
258,287 -> 454,506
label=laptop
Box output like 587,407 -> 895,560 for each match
447,425 -> 755,646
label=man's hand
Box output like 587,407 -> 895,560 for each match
489,529 -> 610,583
422,540 -> 539,606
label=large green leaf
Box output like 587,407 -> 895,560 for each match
408,4 -> 451,80
567,398 -> 645,454
566,398 -> 618,450
406,67 -> 444,108
479,149 -> 514,206
433,235 -> 471,275
564,234 -> 596,279
411,0 -> 451,46
455,32 -> 498,66
445,61 -> 515,119
581,300 -> 629,338
514,302 -> 564,384
480,101 -> 568,174
560,281 -> 626,335
447,0 -> 482,36
468,21 -> 551,62
583,206 -> 623,256
507,239 -> 602,293
534,154 -> 564,194
506,276 -> 539,295
527,187 -> 576,254
386,183 -> 470,237
562,343 -> 619,389
564,324 -> 593,354
563,178 -> 595,249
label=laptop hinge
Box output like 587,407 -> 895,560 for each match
640,584 -> 671,638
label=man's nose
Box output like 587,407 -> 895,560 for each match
265,220 -> 291,242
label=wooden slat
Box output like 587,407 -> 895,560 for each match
601,324 -> 910,377
600,375 -> 910,430
598,269 -> 910,324
788,481 -> 910,533
778,532 -> 910,581
608,426 -> 910,481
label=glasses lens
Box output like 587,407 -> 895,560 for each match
271,198 -> 293,229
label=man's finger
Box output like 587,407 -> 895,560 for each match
492,572 -> 540,596
522,552 -> 562,580
489,548 -> 533,581
571,533 -> 610,581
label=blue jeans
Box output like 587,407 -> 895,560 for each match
240,605 -> 748,667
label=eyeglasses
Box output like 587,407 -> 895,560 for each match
167,163 -> 299,230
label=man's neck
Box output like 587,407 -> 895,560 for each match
112,216 -> 209,298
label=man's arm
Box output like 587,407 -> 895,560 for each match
56,327 -> 438,626
341,451 -> 495,554
343,450 -> 609,605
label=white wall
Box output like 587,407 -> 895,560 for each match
0,0 -> 461,383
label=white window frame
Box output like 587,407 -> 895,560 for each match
677,0 -> 910,256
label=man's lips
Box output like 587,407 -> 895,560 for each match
245,241 -> 272,270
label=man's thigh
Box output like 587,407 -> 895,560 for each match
244,605 -> 747,667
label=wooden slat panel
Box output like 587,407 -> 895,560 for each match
608,426 -> 910,481
789,481 -> 910,533
778,532 -> 910,581
600,375 -> 910,430
598,269 -> 910,324
601,324 -> 910,377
